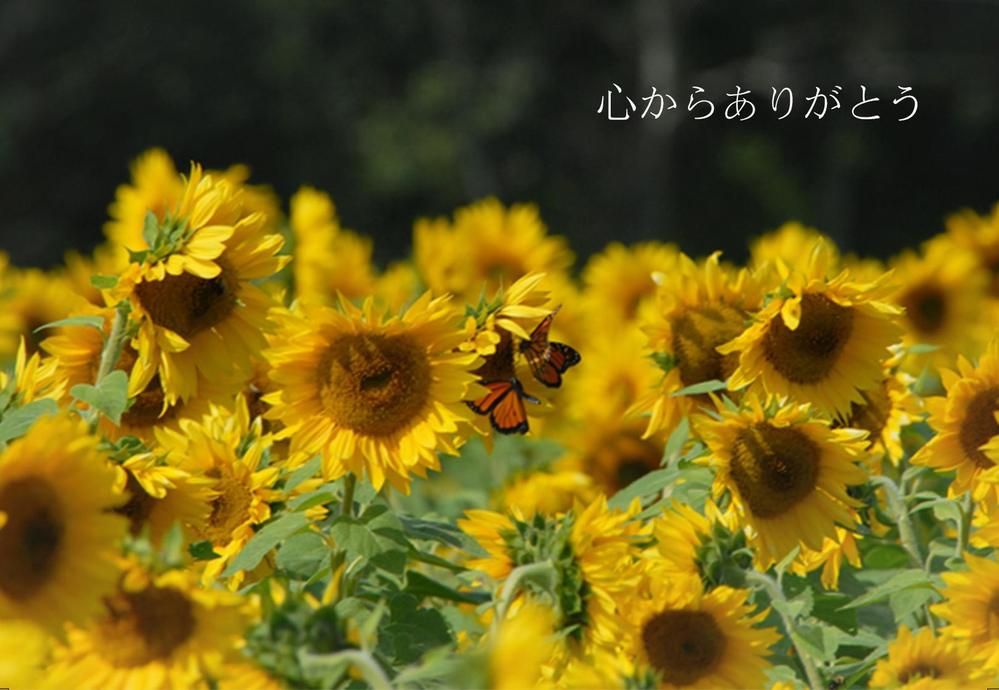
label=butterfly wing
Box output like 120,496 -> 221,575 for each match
466,380 -> 513,415
489,383 -> 530,434
548,342 -> 581,372
520,312 -> 554,380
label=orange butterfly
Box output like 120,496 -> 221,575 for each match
519,307 -> 581,388
466,378 -> 539,435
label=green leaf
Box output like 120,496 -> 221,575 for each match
840,570 -> 935,610
889,586 -> 939,623
650,351 -> 676,373
222,512 -> 311,577
90,274 -> 119,289
32,315 -> 105,334
670,379 -> 727,397
862,543 -> 911,570
71,369 -> 129,425
377,593 -> 453,665
608,466 -> 677,510
288,489 -> 335,512
907,343 -> 941,354
772,586 -> 812,620
285,454 -> 322,490
405,571 -> 489,605
0,398 -> 58,446
188,540 -> 221,561
400,515 -> 465,549
142,210 -> 160,247
330,504 -> 410,574
662,417 -> 689,466
276,531 -> 329,578
774,545 -> 801,580
812,591 -> 858,633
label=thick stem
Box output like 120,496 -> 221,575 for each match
745,570 -> 823,690
341,473 -> 357,518
871,476 -> 922,568
94,303 -> 129,385
301,650 -> 392,690
956,491 -> 974,558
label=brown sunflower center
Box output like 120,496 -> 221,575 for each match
641,609 -> 727,686
762,293 -> 854,384
200,469 -> 253,543
0,476 -> 64,601
590,431 -> 663,494
134,264 -> 238,340
319,332 -> 432,436
959,386 -> 999,470
899,283 -> 947,336
897,662 -> 942,684
671,304 -> 746,386
838,378 -> 892,443
730,423 -> 820,518
112,473 -> 156,536
98,584 -> 196,667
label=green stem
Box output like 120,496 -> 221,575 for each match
491,561 -> 556,635
300,650 -> 392,690
85,303 -> 129,430
745,570 -> 823,690
956,491 -> 974,558
871,476 -> 922,569
341,474 -> 357,518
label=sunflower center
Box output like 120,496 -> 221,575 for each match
201,469 -> 253,543
730,423 -> 820,518
762,293 -> 854,384
98,584 -> 196,667
319,332 -> 432,436
899,283 -> 947,336
671,304 -> 746,386
0,477 -> 64,601
592,431 -> 663,494
641,609 -> 727,686
838,378 -> 892,443
134,263 -> 237,340
112,473 -> 156,536
897,662 -> 942,683
958,386 -> 999,470
120,375 -> 179,429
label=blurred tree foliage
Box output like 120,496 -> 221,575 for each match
1,0 -> 998,267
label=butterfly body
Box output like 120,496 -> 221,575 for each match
519,308 -> 581,388
466,378 -> 539,434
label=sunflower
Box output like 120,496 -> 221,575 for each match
0,263 -> 89,358
489,601 -> 557,690
889,240 -> 989,371
557,417 -> 665,496
645,501 -> 715,583
46,565 -> 250,690
217,661 -> 287,690
721,240 -> 903,418
580,241 -> 679,326
110,162 -> 288,405
749,221 -> 838,272
0,414 -> 126,632
0,619 -> 51,689
931,553 -> 999,668
374,261 -> 421,313
833,364 -> 923,466
290,186 -> 376,304
869,625 -> 982,690
789,526 -> 861,590
944,202 -> 999,299
265,292 -> 482,493
104,148 -> 184,261
459,496 -> 643,655
623,576 -> 779,690
633,252 -> 763,439
696,395 -> 869,568
910,340 -> 999,506
497,469 -> 597,517
0,338 -> 65,416
156,398 -> 280,586
414,197 -> 574,303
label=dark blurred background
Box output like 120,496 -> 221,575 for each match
2,0 -> 998,269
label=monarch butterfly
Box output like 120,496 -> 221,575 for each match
519,307 -> 581,388
466,377 -> 539,434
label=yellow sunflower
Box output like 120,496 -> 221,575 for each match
834,364 -> 923,466
0,619 -> 51,689
580,241 -> 679,326
557,417 -> 665,496
696,395 -> 869,568
414,197 -> 573,303
749,221 -> 838,272
497,469 -> 597,517
944,202 -> 999,299
721,240 -> 903,418
111,162 -> 289,405
217,661 -> 287,690
104,148 -> 184,261
869,625 -> 982,690
789,526 -> 861,590
46,564 -> 250,690
265,292 -> 482,493
0,263 -> 88,358
0,414 -> 126,632
623,575 -> 779,690
889,240 -> 989,371
459,496 -> 643,655
374,260 -> 421,313
645,501 -> 715,582
489,601 -> 557,690
156,398 -> 280,587
910,340 -> 999,506
0,338 -> 65,413
932,553 -> 999,668
634,252 -> 763,439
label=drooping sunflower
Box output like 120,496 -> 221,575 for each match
414,197 -> 574,303
459,496 -> 643,656
156,398 -> 280,586
721,240 -> 903,418
46,565 -> 250,690
633,252 -> 763,439
265,292 -> 483,493
931,553 -> 999,668
910,340 -> 999,506
580,241 -> 679,326
0,414 -> 126,632
111,162 -> 289,405
695,395 -> 869,568
869,625 -> 982,690
622,576 -> 779,690
889,240 -> 989,371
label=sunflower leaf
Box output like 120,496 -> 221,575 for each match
0,398 -> 59,447
90,274 -> 119,289
222,511 -> 311,577
670,379 -> 728,397
839,569 -> 935,610
32,315 -> 106,334
70,369 -> 129,425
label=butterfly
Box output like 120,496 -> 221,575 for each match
519,307 -> 581,388
466,377 -> 539,435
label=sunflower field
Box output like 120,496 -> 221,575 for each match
2,148 -> 999,690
